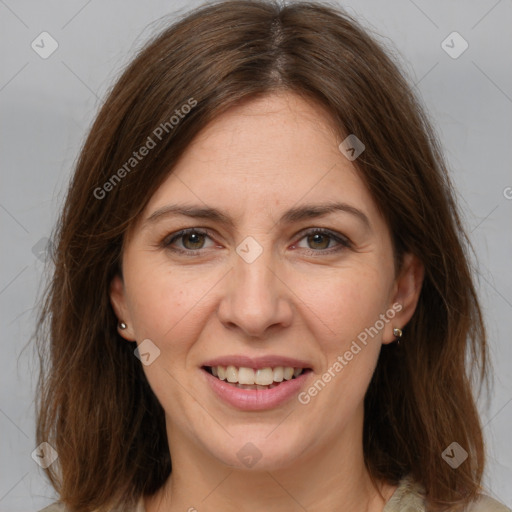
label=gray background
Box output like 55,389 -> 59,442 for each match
1,1 -> 511,510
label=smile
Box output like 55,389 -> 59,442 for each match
201,365 -> 313,411
204,365 -> 309,389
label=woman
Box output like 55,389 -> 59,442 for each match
35,1 -> 510,511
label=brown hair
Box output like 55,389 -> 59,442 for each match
35,1 -> 489,510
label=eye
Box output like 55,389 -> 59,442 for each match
162,228 -> 217,254
293,228 -> 351,254
161,227 -> 351,257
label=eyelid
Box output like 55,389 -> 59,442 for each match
161,227 -> 217,252
161,227 -> 352,255
293,227 -> 352,252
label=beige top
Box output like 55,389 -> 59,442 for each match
381,475 -> 510,512
39,475 -> 511,512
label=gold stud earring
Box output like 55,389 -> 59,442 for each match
119,322 -> 127,330
393,327 -> 403,344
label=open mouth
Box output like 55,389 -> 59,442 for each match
202,365 -> 312,390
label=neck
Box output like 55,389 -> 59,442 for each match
145,408 -> 396,512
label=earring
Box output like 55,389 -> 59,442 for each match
119,322 -> 127,330
393,327 -> 403,344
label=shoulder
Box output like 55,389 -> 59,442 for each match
465,494 -> 511,511
384,474 -> 426,511
384,475 -> 511,512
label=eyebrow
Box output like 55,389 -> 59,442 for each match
143,201 -> 371,230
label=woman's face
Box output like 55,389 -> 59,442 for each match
111,92 -> 422,471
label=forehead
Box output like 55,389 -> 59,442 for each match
142,92 -> 379,226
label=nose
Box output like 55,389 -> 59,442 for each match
217,244 -> 293,338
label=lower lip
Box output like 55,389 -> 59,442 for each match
202,368 -> 311,411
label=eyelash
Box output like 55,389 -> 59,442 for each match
161,227 -> 351,257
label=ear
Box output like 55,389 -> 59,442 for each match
110,274 -> 136,341
382,252 -> 424,344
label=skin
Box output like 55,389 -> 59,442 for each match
110,92 -> 424,512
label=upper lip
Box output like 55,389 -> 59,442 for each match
202,355 -> 312,370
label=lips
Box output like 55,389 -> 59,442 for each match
200,355 -> 313,410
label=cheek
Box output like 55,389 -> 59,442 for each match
294,265 -> 391,350
124,261 -> 222,351
122,264 -> 217,406
295,270 -> 388,410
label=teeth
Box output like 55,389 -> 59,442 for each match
238,367 -> 255,385
226,365 -> 238,383
283,367 -> 294,380
273,366 -> 284,382
208,365 -> 305,385
233,383 -> 280,390
255,368 -> 273,385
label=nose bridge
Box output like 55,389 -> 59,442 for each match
217,235 -> 292,336
235,242 -> 275,297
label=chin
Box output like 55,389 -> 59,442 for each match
203,430 -> 306,472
